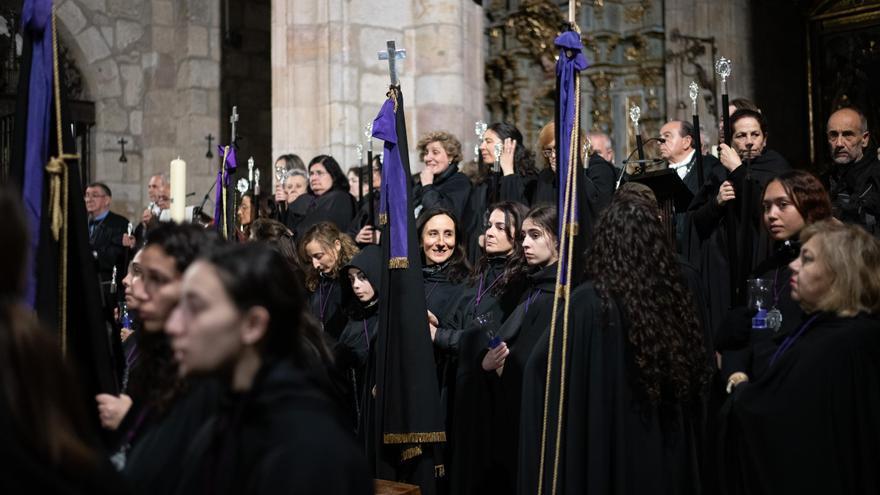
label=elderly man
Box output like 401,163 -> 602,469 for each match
85,182 -> 132,313
825,107 -> 879,236
587,131 -> 616,165
132,173 -> 171,247
659,120 -> 722,196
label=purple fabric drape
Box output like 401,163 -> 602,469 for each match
21,0 -> 53,308
372,98 -> 407,264
554,30 -> 588,285
213,145 -> 237,232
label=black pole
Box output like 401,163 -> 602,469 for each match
367,149 -> 375,243
735,145 -> 754,306
635,134 -> 646,172
721,93 -> 732,145
693,114 -> 705,187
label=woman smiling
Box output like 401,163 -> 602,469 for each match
413,131 -> 472,221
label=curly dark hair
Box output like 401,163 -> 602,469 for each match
416,207 -> 471,284
585,192 -> 710,406
470,201 -> 530,295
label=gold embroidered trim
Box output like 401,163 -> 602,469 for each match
434,465 -> 446,478
400,445 -> 422,462
383,431 -> 446,444
378,213 -> 388,226
388,257 -> 409,269
562,222 -> 579,236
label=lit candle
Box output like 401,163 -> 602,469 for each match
170,157 -> 187,223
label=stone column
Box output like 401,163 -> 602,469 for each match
271,0 -> 484,171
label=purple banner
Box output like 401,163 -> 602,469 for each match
555,30 -> 588,286
372,98 -> 408,265
213,145 -> 237,233
21,0 -> 53,308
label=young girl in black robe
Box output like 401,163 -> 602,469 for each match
518,193 -> 712,495
298,222 -> 359,341
335,245 -> 382,436
718,170 -> 833,392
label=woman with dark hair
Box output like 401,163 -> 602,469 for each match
450,205 -> 560,495
462,122 -> 539,262
518,194 -> 711,494
108,223 -> 221,493
417,207 -> 472,340
166,243 -> 372,494
719,170 -> 833,391
686,108 -> 791,339
299,222 -> 359,341
236,192 -> 255,242
725,221 -> 880,494
0,187 -> 125,494
414,131 -> 472,221
285,155 -> 357,237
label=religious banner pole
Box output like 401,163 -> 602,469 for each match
715,58 -> 739,305
356,143 -> 364,205
537,5 -> 588,492
214,106 -> 239,239
364,121 -> 375,242
371,39 -> 447,492
689,81 -> 705,187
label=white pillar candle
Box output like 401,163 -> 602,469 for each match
170,157 -> 187,223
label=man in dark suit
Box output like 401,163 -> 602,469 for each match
85,182 -> 132,316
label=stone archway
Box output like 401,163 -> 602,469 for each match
54,0 -> 222,220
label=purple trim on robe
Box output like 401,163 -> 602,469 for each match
371,98 -> 407,263
213,145 -> 237,231
21,0 -> 53,308
554,30 -> 588,286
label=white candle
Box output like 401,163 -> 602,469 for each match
170,157 -> 187,223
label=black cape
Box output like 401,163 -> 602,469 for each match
825,153 -> 880,236
448,263 -> 557,495
285,189 -> 356,238
175,361 -> 372,495
308,275 -> 348,341
683,149 -> 791,339
337,246 -> 383,434
517,283 -> 704,495
723,312 -> 880,494
412,163 -> 472,221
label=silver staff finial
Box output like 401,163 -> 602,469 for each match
689,81 -> 699,114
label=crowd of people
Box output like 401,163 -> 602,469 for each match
1,102 -> 879,495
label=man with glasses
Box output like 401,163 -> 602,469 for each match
85,182 -> 133,318
825,107 -> 879,236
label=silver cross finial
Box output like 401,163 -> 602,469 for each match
715,57 -> 732,93
230,105 -> 239,146
378,40 -> 406,86
629,104 -> 641,131
689,81 -> 699,114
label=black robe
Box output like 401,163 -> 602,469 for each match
683,149 -> 791,340
825,153 -> 880,236
518,283 -> 704,495
122,378 -> 222,494
175,361 -> 373,495
336,246 -> 383,434
308,275 -> 347,341
717,241 -> 803,383
413,163 -> 472,221
724,312 -> 880,494
285,189 -> 356,238
448,263 -> 557,495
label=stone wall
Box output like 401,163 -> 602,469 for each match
664,0 -> 753,144
271,0 -> 485,171
55,0 -> 222,221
